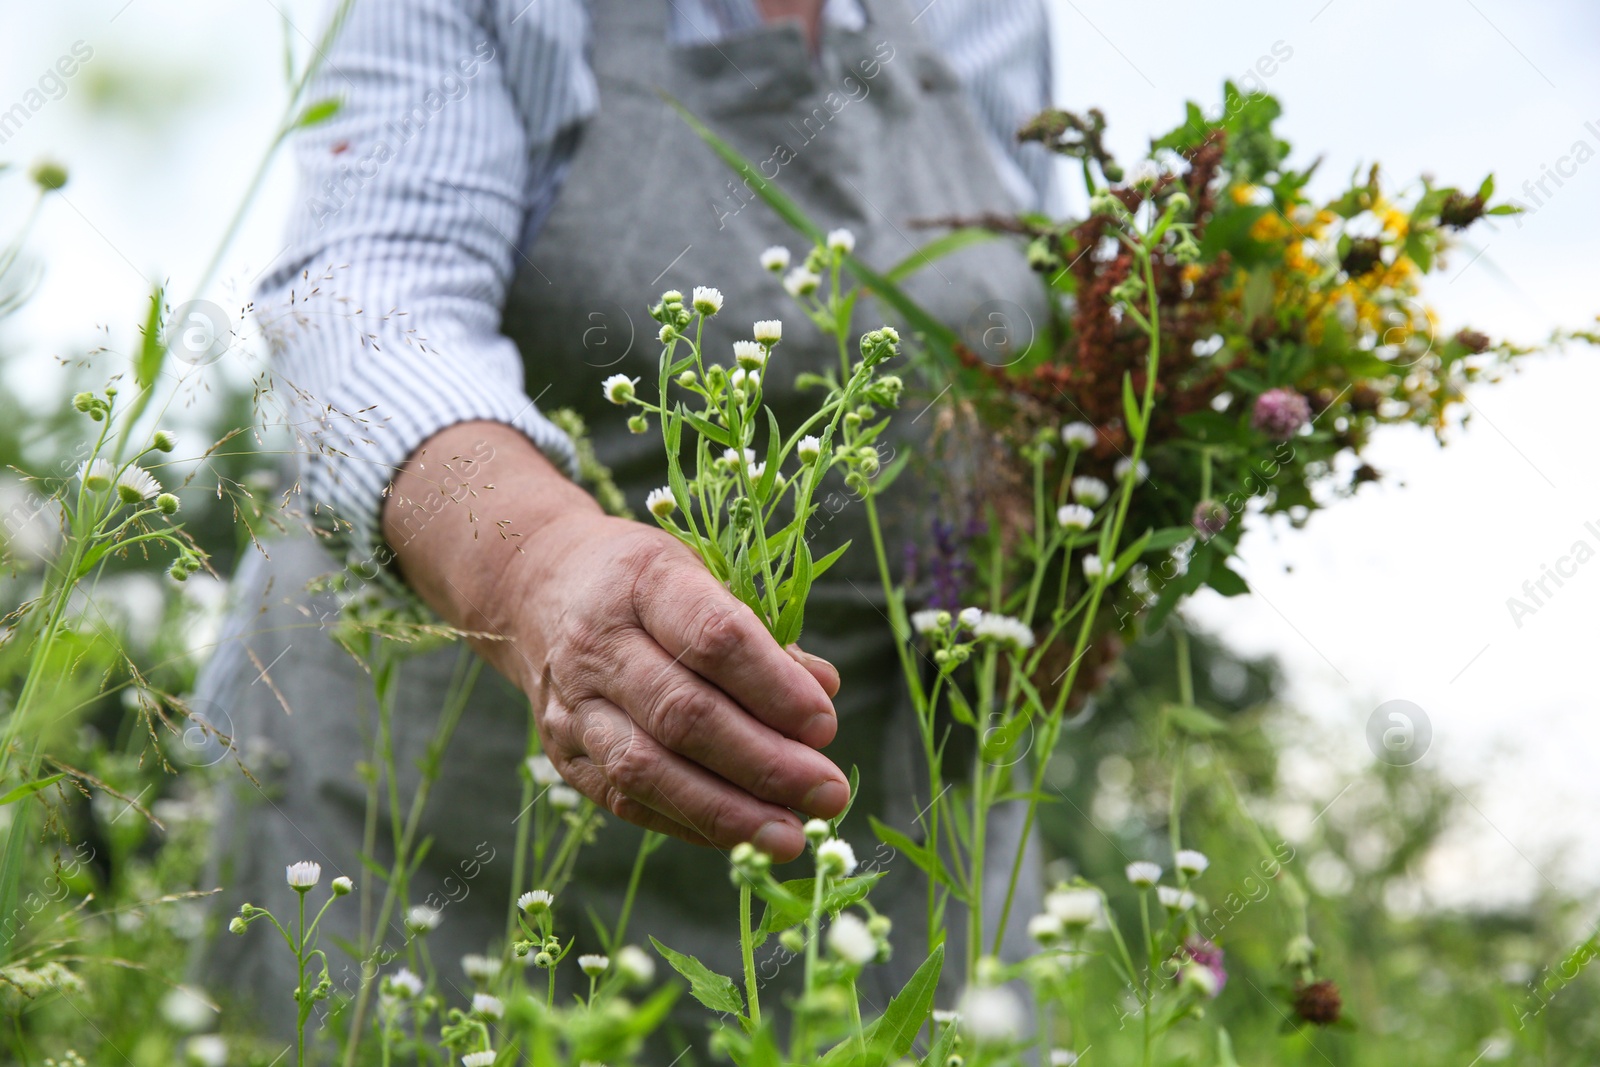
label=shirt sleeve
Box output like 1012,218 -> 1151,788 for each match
254,0 -> 595,564
917,0 -> 1058,213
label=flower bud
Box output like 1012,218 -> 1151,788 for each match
157,493 -> 181,515
331,876 -> 353,896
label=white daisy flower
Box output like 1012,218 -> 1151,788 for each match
285,861 -> 321,890
461,1051 -> 496,1067
1180,961 -> 1221,998
185,1035 -> 228,1067
733,340 -> 767,369
1056,504 -> 1094,533
972,612 -> 1035,651
1060,422 -> 1097,450
526,755 -> 561,785
646,487 -> 676,519
331,876 -> 354,896
803,818 -> 832,843
722,447 -> 756,466
729,368 -> 760,391
1045,887 -> 1102,928
1082,554 -> 1114,581
518,889 -> 554,914
753,319 -> 782,343
471,993 -> 504,1019
1158,886 -> 1196,911
746,461 -> 767,482
932,1009 -> 961,1026
692,286 -> 724,315
1175,849 -> 1210,877
759,246 -> 791,272
826,228 -> 857,255
958,985 -> 1027,1044
1125,861 -> 1162,888
602,374 -> 637,405
78,458 -> 115,492
1114,457 -> 1149,484
826,912 -> 877,965
910,609 -> 947,635
957,606 -> 984,629
548,784 -> 581,810
615,944 -> 656,985
405,905 -> 442,933
1027,912 -> 1065,945
384,968 -> 424,999
783,267 -> 822,297
1070,476 -> 1109,506
816,838 -> 857,877
796,435 -> 822,463
117,465 -> 162,502
461,954 -> 501,981
577,954 -> 610,978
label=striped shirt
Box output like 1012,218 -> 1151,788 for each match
257,0 -> 1053,563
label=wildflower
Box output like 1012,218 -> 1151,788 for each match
932,1009 -> 961,1026
659,323 -> 678,343
30,160 -> 69,192
185,1035 -> 227,1067
784,267 -> 822,297
1252,387 -> 1312,440
676,369 -> 697,387
462,954 -> 501,982
692,286 -> 724,315
1157,886 -> 1195,911
1175,849 -> 1209,877
803,818 -> 831,843
745,461 -> 767,481
78,458 -> 115,492
729,367 -> 760,391
1070,476 -> 1109,506
826,228 -> 857,255
1113,457 -> 1148,484
1050,1051 -> 1080,1067
797,435 -> 822,463
1179,937 -> 1227,994
1045,887 -> 1102,929
754,319 -> 782,344
817,838 -> 857,877
384,968 -> 423,999
910,609 -> 948,635
760,246 -> 791,272
160,987 -> 215,1031
578,954 -> 610,978
646,487 -> 676,519
548,785 -> 581,810
526,755 -> 561,785
228,916 -> 247,934
157,493 -> 181,515
406,904 -> 441,933
1180,961 -> 1220,998
462,1051 -> 497,1067
152,429 -> 178,452
1060,422 -> 1097,450
117,465 -> 162,503
331,876 -> 353,896
733,340 -> 766,370
518,889 -> 554,914
1191,500 -> 1229,538
1056,504 -> 1094,533
1125,861 -> 1161,888
616,944 -> 655,985
958,985 -> 1027,1044
1082,554 -> 1114,581
1291,978 -> 1343,1025
286,861 -> 321,891
471,993 -> 504,1019
1027,912 -> 1064,946
602,374 -> 637,405
972,612 -> 1035,651
957,606 -> 984,629
827,912 -> 876,965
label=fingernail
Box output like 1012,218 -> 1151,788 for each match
804,711 -> 838,746
803,778 -> 850,818
754,819 -> 804,858
787,643 -> 841,693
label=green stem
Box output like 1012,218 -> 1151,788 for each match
740,878 -> 761,1030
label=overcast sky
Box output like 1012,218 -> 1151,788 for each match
2,0 -> 1596,909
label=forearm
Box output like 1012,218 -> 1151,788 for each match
382,420 -> 599,688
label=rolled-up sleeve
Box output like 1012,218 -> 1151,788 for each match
255,0 -> 594,562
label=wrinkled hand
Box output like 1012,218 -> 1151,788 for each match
511,513 -> 848,860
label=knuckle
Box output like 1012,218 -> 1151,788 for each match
650,683 -> 718,752
686,599 -> 746,663
605,731 -> 657,798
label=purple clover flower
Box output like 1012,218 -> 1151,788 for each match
1251,388 -> 1311,441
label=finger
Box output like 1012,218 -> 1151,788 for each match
558,756 -> 714,847
633,550 -> 837,748
595,633 -> 849,817
553,694 -> 809,859
787,643 -> 841,699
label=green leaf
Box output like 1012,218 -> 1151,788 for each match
756,870 -> 885,939
1112,530 -> 1152,579
682,408 -> 733,448
135,285 -> 166,391
819,945 -> 945,1066
885,229 -> 997,283
873,448 -> 912,494
0,772 -> 69,807
1208,560 -> 1249,596
1121,372 -> 1143,437
295,96 -> 343,128
773,539 -> 812,646
1164,702 -> 1229,737
754,407 -> 782,505
808,540 -> 852,583
870,816 -> 954,889
650,937 -> 745,1017
1144,526 -> 1194,552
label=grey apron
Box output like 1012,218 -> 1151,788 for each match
201,0 -> 1046,1048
